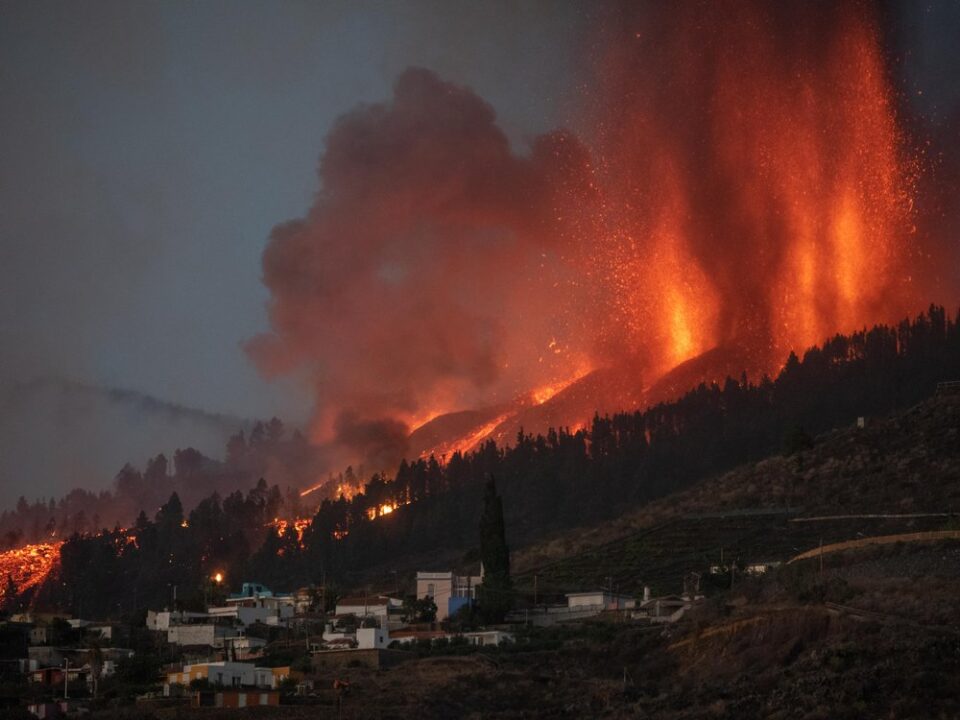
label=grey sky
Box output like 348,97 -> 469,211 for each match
0,1 -> 588,504
1,0 -> 588,416
1,0 -> 956,507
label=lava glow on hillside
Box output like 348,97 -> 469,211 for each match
269,517 -> 311,543
0,541 -> 63,604
251,1 -> 946,490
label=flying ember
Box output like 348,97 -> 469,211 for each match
251,0 -> 940,485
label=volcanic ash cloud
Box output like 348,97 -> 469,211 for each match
247,67 -> 593,468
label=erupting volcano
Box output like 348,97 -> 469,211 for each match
251,1 -> 949,490
585,1 -> 919,374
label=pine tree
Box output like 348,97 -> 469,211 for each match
478,476 -> 512,623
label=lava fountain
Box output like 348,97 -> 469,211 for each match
254,1 -> 936,483
580,1 -> 919,377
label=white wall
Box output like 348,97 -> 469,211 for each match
167,624 -> 232,647
205,662 -> 256,687
566,593 -> 605,609
335,603 -> 388,619
357,626 -> 390,650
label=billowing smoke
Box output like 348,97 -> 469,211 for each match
248,68 -> 594,470
252,2 -> 956,476
332,412 -> 411,474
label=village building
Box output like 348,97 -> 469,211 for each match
388,629 -> 448,645
224,583 -> 296,616
207,602 -> 293,627
164,661 -> 293,695
461,630 -> 514,646
565,591 -> 636,611
166,622 -> 236,649
28,665 -> 89,687
333,595 -> 401,620
146,610 -> 209,632
744,561 -> 782,576
293,587 -> 315,614
415,569 -> 482,621
357,625 -> 391,650
228,582 -> 273,600
505,589 -> 640,626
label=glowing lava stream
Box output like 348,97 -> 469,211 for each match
0,541 -> 64,603
419,412 -> 513,460
529,366 -> 592,406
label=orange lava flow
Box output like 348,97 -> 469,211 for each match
530,366 -> 592,406
420,412 -> 513,460
301,480 -> 362,499
299,481 -> 324,498
0,541 -> 64,603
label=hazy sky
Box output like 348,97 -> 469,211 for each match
1,1 -> 957,506
1,0 -> 587,423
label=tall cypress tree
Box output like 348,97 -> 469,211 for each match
478,476 -> 512,623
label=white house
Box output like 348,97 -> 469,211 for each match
565,591 -> 635,611
146,610 -> 209,631
253,666 -> 292,689
356,625 -> 390,650
744,561 -> 782,576
88,624 -> 116,641
321,622 -> 354,648
207,604 -> 292,627
334,596 -> 400,620
462,630 -> 513,647
167,623 -> 235,648
164,661 -> 292,694
225,594 -> 295,614
227,582 -> 274,600
165,662 -> 254,692
416,570 -> 482,621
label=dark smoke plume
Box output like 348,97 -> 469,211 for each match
248,68 -> 592,470
252,4 -> 958,477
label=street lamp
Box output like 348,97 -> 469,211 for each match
205,572 -> 224,607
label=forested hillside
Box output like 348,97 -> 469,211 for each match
17,306 -> 960,617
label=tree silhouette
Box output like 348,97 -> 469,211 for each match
478,476 -> 512,623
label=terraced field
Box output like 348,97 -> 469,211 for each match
513,511 -> 956,598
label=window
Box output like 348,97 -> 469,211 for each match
427,583 -> 435,597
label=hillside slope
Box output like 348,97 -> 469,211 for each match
514,390 -> 960,584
